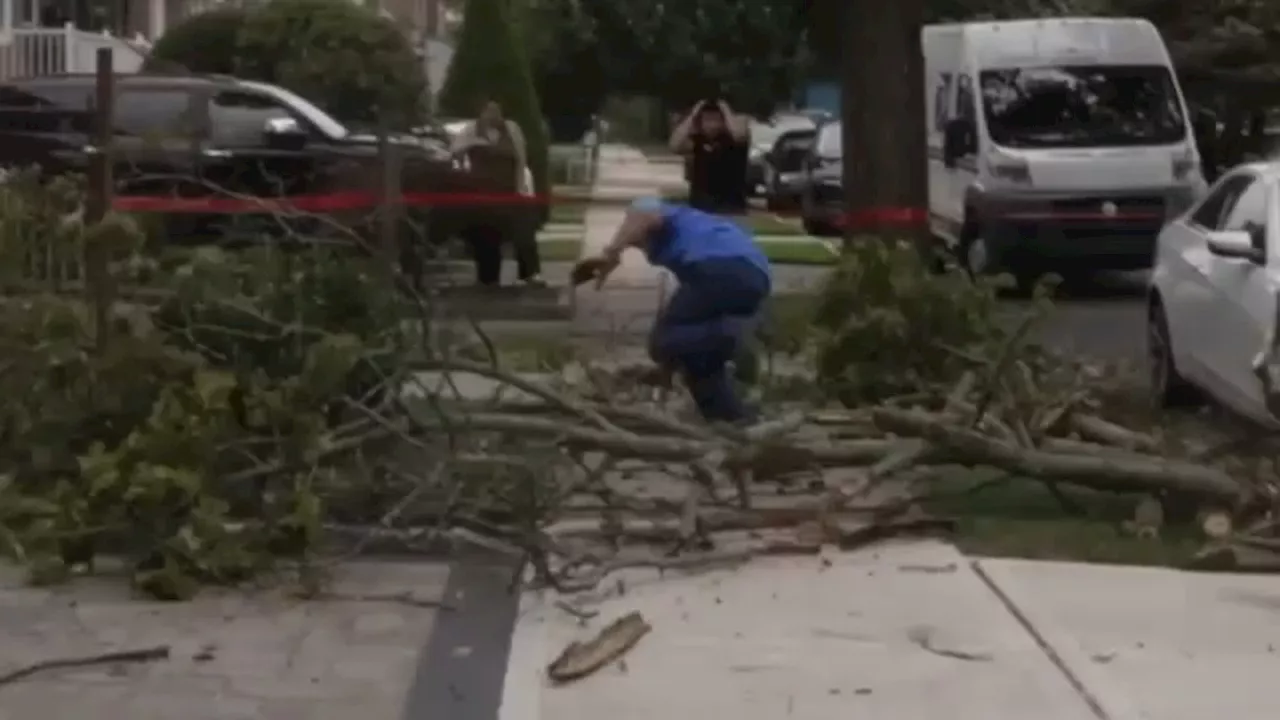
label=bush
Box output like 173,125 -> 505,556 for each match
809,240 -> 1050,406
439,0 -> 551,225
145,0 -> 427,129
0,172 -> 413,599
236,0 -> 426,129
143,6 -> 248,75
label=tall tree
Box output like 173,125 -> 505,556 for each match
840,0 -> 929,246
580,0 -> 811,116
439,0 -> 551,218
515,0 -> 606,141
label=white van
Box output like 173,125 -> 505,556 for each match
924,18 -> 1206,287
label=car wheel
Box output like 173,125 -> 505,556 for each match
802,217 -> 825,236
1148,301 -> 1201,409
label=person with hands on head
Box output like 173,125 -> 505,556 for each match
572,197 -> 771,425
668,98 -> 751,215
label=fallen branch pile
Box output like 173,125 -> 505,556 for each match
350,347 -> 1280,594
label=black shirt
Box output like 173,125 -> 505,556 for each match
687,131 -> 748,214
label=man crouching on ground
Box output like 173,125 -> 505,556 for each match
572,197 -> 771,424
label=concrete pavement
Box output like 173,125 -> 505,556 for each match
0,560 -> 452,720
5,541 -> 1280,718
499,541 -> 1100,720
976,558 -> 1280,720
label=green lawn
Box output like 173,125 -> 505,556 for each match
925,470 -> 1200,567
756,238 -> 835,266
741,213 -> 808,236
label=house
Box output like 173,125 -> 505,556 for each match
0,0 -> 450,80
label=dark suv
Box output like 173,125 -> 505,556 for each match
0,73 -> 481,239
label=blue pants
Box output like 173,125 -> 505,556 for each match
649,258 -> 769,423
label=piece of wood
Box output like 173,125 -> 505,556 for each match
547,612 -> 651,684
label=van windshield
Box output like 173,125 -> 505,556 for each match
979,65 -> 1186,148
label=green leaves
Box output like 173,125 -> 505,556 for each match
810,241 -> 1024,406
147,0 -> 427,129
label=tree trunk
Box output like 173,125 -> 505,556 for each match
841,0 -> 928,247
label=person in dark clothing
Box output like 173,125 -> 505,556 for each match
669,99 -> 750,214
452,99 -> 545,287
572,198 -> 771,424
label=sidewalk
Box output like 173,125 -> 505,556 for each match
571,145 -> 684,339
496,546 -> 1280,720
499,541 -> 1098,720
0,561 -> 450,719
975,558 -> 1280,720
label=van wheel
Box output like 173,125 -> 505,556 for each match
1148,301 -> 1200,409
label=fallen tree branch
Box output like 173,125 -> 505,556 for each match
873,408 -> 1242,502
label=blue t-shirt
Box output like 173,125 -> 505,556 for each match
633,199 -> 771,282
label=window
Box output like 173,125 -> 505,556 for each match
815,121 -> 840,158
0,84 -> 91,134
113,90 -> 198,139
933,73 -> 952,133
210,91 -> 303,147
0,85 -> 89,110
955,74 -> 976,123
750,114 -> 814,148
237,81 -> 348,139
1220,179 -> 1270,252
980,65 -> 1185,148
1190,175 -> 1250,230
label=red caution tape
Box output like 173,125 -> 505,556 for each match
109,190 -> 932,232
838,207 -> 929,228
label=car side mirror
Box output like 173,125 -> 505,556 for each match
943,118 -> 974,167
264,116 -> 305,149
1206,230 -> 1263,262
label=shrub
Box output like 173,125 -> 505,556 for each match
809,240 -> 1049,406
236,0 -> 427,129
145,0 -> 427,129
439,0 -> 551,225
143,6 -> 248,75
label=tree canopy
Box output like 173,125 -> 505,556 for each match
439,0 -> 552,222
146,0 -> 427,129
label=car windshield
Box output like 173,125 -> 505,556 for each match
816,121 -> 840,158
980,65 -> 1185,148
240,80 -> 349,139
751,114 -> 814,146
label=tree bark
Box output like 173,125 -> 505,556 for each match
841,0 -> 928,245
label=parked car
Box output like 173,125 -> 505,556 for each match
746,112 -> 817,197
1149,162 -> 1280,426
762,126 -> 816,212
0,73 -> 487,242
800,119 -> 843,236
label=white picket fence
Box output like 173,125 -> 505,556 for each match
0,24 -> 146,79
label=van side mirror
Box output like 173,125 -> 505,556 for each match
943,119 -> 974,167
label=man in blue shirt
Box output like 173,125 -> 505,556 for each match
572,198 -> 771,424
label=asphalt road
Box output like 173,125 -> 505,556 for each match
1025,271 -> 1148,363
543,261 -> 1149,364
770,264 -> 1150,363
